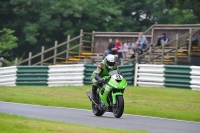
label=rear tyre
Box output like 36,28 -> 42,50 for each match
92,102 -> 104,116
113,95 -> 124,118
92,90 -> 104,116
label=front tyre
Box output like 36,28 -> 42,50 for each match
92,102 -> 104,116
113,95 -> 124,118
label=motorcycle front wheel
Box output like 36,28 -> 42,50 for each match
112,95 -> 124,118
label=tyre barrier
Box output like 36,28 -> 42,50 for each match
84,64 -> 135,85
0,64 -> 84,86
135,63 -> 200,90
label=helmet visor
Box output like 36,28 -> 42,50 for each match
107,61 -> 115,67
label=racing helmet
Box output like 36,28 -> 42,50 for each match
105,54 -> 115,69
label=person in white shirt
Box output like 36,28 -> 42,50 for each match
136,32 -> 148,49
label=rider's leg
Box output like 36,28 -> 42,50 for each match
91,85 -> 98,101
91,78 -> 98,101
139,42 -> 147,49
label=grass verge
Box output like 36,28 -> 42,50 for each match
0,86 -> 200,121
0,113 -> 146,133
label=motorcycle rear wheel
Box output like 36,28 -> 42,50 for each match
112,95 -> 124,118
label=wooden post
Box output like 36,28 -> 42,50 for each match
161,41 -> 165,64
175,34 -> 179,64
41,46 -> 45,65
134,63 -> 138,86
66,35 -> 70,59
15,58 -> 18,66
152,56 -> 155,64
188,28 -> 192,57
91,31 -> 95,52
151,28 -> 154,44
28,52 -> 32,66
135,53 -> 138,63
83,58 -> 85,64
148,46 -> 152,64
90,58 -> 94,64
79,29 -> 83,56
53,41 -> 58,65
121,58 -> 124,65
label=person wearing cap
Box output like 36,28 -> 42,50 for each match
144,33 -> 169,52
156,33 -> 168,46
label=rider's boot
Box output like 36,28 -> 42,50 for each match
91,85 -> 98,102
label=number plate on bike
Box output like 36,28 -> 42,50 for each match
112,74 -> 122,81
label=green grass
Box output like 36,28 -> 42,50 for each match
0,86 -> 200,121
0,113 -> 146,133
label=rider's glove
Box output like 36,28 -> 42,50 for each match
95,74 -> 103,83
98,77 -> 104,84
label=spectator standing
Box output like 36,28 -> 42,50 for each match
137,32 -> 148,49
103,38 -> 115,58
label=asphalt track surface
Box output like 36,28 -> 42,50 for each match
0,101 -> 200,133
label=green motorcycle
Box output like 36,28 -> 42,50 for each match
86,70 -> 127,118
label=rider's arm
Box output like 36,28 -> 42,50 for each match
94,64 -> 103,82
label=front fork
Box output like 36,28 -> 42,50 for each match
112,92 -> 123,104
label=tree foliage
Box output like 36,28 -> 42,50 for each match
0,0 -> 199,63
0,28 -> 18,56
0,28 -> 18,65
